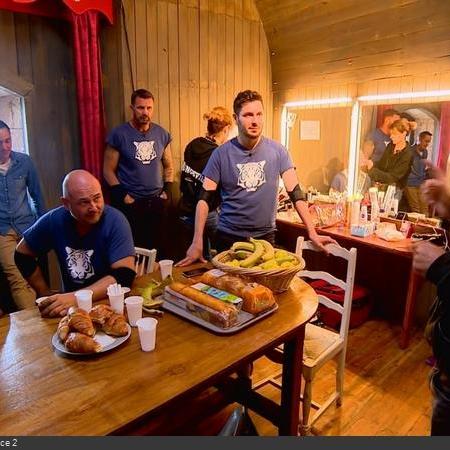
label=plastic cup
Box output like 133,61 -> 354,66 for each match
125,296 -> 143,327
136,317 -> 158,352
159,259 -> 174,280
108,293 -> 125,314
75,289 -> 93,312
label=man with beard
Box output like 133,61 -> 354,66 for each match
177,90 -> 335,266
14,170 -> 135,317
104,89 -> 174,254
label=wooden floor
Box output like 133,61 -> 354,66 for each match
143,318 -> 432,436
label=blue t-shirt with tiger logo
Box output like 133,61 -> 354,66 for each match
23,205 -> 135,292
202,136 -> 293,237
107,122 -> 172,198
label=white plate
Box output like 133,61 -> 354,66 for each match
52,324 -> 131,356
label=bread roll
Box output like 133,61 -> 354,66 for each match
65,332 -> 102,353
200,270 -> 276,315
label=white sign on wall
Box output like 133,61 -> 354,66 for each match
300,120 -> 320,140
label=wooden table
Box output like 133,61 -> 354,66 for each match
276,214 -> 420,349
0,265 -> 317,436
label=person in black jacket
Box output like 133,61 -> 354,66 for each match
178,107 -> 232,259
412,162 -> 450,435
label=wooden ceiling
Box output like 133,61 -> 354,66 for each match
254,0 -> 450,91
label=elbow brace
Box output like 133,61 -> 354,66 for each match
14,251 -> 38,278
287,184 -> 307,204
198,187 -> 216,210
110,267 -> 136,287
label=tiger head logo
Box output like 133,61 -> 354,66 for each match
236,161 -> 266,192
134,141 -> 156,164
65,247 -> 95,281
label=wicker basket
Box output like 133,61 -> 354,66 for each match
211,250 -> 305,293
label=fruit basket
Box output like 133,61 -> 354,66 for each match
211,239 -> 305,293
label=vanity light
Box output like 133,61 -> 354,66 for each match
284,96 -> 353,107
358,89 -> 450,102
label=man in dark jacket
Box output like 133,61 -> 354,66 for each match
412,162 -> 450,435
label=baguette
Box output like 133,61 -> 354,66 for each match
200,270 -> 276,314
167,281 -> 238,328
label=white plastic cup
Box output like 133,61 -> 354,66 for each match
159,259 -> 174,280
125,295 -> 143,327
108,293 -> 125,314
136,317 -> 158,352
75,289 -> 93,312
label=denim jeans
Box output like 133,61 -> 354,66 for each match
179,211 -> 218,260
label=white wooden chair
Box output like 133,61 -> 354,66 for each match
256,237 -> 357,434
134,247 -> 157,276
296,237 -> 357,432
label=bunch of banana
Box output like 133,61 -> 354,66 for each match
226,239 -> 299,270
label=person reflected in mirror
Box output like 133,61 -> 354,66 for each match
412,161 -> 450,435
178,107 -> 233,260
176,90 -> 336,267
0,120 -> 45,312
404,131 -> 432,215
400,111 -> 418,147
103,89 -> 174,257
361,119 -> 413,201
14,170 -> 136,318
366,108 -> 400,163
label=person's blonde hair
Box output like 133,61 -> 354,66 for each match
203,106 -> 232,136
390,119 -> 409,134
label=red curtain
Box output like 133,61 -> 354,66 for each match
70,10 -> 105,179
437,102 -> 450,171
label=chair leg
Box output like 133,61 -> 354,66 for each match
336,351 -> 345,407
301,378 -> 313,433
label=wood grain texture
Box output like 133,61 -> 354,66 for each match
0,267 -> 317,435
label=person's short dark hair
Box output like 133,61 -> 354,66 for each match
0,120 -> 10,132
131,89 -> 154,105
383,108 -> 400,119
400,112 -> 415,122
419,130 -> 432,139
233,90 -> 263,115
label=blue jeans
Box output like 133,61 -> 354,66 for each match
430,367 -> 450,435
179,211 -> 218,260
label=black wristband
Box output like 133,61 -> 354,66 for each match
110,184 -> 127,204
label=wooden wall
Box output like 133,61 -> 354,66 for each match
0,11 -> 79,209
104,0 -> 272,190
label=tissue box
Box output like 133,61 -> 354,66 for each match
351,223 -> 374,237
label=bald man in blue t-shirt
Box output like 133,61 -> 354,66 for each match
177,90 -> 335,266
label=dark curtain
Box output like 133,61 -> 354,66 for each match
70,10 -> 105,179
437,102 -> 450,171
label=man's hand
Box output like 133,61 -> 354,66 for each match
175,243 -> 206,267
124,194 -> 135,205
38,292 -> 76,318
411,241 -> 445,276
309,232 -> 337,253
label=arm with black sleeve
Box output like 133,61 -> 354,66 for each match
281,168 -> 336,252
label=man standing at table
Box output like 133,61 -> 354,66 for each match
103,88 -> 174,255
177,90 -> 334,266
0,120 -> 45,311
14,170 -> 136,318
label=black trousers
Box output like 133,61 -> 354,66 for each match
214,229 -> 275,253
113,196 -> 169,259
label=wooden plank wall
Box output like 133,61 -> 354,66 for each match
115,0 -> 272,188
0,11 -> 79,209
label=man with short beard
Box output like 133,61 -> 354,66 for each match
177,90 -> 335,266
104,89 -> 174,255
14,170 -> 135,318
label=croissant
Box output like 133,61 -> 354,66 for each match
102,313 -> 128,337
67,307 -> 95,337
57,316 -> 70,342
89,304 -> 114,326
65,332 -> 102,353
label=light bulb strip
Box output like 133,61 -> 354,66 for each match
284,97 -> 353,107
358,89 -> 450,102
